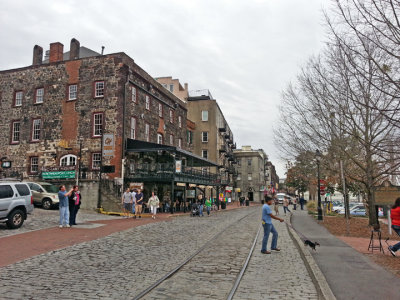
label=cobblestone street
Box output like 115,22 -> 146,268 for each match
0,206 -> 318,299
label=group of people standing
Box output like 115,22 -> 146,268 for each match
122,188 -> 160,219
58,185 -> 82,228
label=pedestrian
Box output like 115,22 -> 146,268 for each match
293,196 -> 297,210
205,197 -> 212,216
283,196 -> 291,216
68,185 -> 82,226
58,185 -> 73,228
121,188 -> 133,218
147,191 -> 160,219
388,197 -> 400,256
135,188 -> 144,219
274,196 -> 279,215
300,196 -> 305,210
198,194 -> 204,217
130,188 -> 136,217
261,196 -> 284,254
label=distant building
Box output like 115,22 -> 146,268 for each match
155,76 -> 189,102
233,146 -> 269,202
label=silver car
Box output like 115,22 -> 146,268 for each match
26,182 -> 60,210
0,182 -> 34,229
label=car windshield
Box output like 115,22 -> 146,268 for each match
42,184 -> 59,193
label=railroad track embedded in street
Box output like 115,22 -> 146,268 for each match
131,208 -> 262,300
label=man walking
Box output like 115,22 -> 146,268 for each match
261,196 -> 284,254
135,188 -> 144,219
299,196 -> 305,210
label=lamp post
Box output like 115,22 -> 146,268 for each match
316,149 -> 323,221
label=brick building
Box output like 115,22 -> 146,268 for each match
0,38 -> 202,209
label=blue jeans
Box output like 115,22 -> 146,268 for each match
283,206 -> 291,214
59,205 -> 70,226
261,223 -> 278,251
206,206 -> 211,215
391,225 -> 400,252
199,204 -> 204,216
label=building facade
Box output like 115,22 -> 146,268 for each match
233,146 -> 269,202
0,38 -> 195,210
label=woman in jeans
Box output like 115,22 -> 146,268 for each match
388,197 -> 400,256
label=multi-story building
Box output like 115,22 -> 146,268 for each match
0,38 -> 217,210
233,146 -> 269,202
187,89 -> 236,200
265,161 -> 279,193
155,76 -> 189,102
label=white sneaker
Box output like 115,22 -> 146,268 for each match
66,224 -> 70,228
59,225 -> 63,228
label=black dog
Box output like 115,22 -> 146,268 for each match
304,240 -> 320,251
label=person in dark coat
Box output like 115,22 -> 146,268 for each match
299,196 -> 305,210
69,185 -> 82,226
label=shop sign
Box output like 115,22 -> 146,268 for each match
176,182 -> 186,187
225,186 -> 232,191
129,182 -> 144,190
42,170 -> 75,179
175,160 -> 182,173
235,188 -> 241,193
103,133 -> 115,157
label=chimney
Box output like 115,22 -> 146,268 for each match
184,83 -> 188,91
49,42 -> 64,63
32,45 -> 43,65
69,38 -> 80,60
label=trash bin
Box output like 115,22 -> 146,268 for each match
245,200 -> 250,206
221,201 -> 226,209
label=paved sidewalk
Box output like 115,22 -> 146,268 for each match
292,209 -> 400,300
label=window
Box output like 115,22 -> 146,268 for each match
248,173 -> 252,180
131,86 -> 137,103
169,134 -> 174,145
178,138 -> 182,148
60,154 -> 77,166
145,123 -> 150,142
11,121 -> 20,144
248,159 -> 252,166
0,185 -> 13,199
68,84 -> 77,101
93,113 -> 103,137
130,117 -> 136,139
202,132 -> 208,142
237,173 -> 241,180
237,159 -> 241,166
92,153 -> 101,170
157,133 -> 163,144
178,116 -> 182,128
169,84 -> 174,92
129,162 -> 135,174
15,184 -> 30,196
31,119 -> 41,142
35,88 -> 44,104
202,150 -> 208,159
158,103 -> 163,118
187,130 -> 193,145
145,95 -> 150,110
30,157 -> 39,173
14,91 -> 23,106
94,81 -> 105,98
169,109 -> 174,123
162,83 -> 168,89
201,110 -> 208,121
202,168 -> 207,175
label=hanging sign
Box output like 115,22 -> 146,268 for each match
103,134 -> 115,157
175,160 -> 182,173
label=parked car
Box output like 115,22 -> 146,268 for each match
26,182 -> 59,209
0,182 -> 34,229
337,203 -> 364,214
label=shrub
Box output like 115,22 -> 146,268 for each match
307,201 -> 317,212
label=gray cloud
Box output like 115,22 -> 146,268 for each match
0,0 -> 327,177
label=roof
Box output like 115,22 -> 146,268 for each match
126,139 -> 218,167
43,46 -> 101,63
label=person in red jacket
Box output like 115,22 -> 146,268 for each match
388,197 -> 400,256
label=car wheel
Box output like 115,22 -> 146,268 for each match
42,198 -> 52,210
6,209 -> 25,229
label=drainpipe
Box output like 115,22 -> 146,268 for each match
121,67 -> 131,193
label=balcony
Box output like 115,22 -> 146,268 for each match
219,127 -> 226,133
219,145 -> 227,153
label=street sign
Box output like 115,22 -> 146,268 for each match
42,170 -> 75,179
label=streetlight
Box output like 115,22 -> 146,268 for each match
315,149 -> 323,221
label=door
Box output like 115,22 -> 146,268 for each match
0,185 -> 14,219
248,192 -> 254,201
27,183 -> 43,205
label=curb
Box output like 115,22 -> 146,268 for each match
287,215 -> 336,300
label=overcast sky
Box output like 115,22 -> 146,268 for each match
0,0 -> 328,177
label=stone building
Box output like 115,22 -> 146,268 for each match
0,38 -> 205,210
233,146 -> 269,202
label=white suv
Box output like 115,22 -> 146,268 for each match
0,182 -> 34,229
